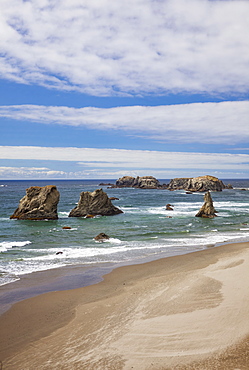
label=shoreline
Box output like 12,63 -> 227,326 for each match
0,241 -> 249,369
0,243 -> 218,315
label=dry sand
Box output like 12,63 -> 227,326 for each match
0,242 -> 249,369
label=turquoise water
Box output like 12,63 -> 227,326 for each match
0,179 -> 249,286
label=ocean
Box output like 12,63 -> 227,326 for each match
0,179 -> 249,287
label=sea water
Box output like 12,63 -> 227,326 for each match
0,179 -> 249,286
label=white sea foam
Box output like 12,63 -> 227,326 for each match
1,231 -> 249,283
1,259 -> 66,279
58,211 -> 70,217
0,241 -> 31,252
94,237 -> 122,244
215,201 -> 249,208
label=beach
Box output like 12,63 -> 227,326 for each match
0,241 -> 249,369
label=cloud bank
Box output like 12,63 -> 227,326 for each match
0,101 -> 248,144
0,166 -> 66,179
1,146 -> 248,176
1,0 -> 249,96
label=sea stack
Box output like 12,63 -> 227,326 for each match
69,189 -> 123,217
10,185 -> 60,220
195,191 -> 217,218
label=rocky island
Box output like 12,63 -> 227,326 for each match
10,185 -> 60,220
167,175 -> 228,192
113,176 -> 163,189
112,174 -> 231,192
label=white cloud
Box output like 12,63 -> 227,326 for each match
0,166 -> 66,178
0,0 -> 248,95
0,146 -> 249,172
0,101 -> 248,144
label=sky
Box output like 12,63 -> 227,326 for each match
0,0 -> 249,180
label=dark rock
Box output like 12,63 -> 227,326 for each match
56,251 -> 63,255
10,185 -> 59,220
186,191 -> 193,194
166,204 -> 174,211
109,197 -> 119,200
167,175 -> 226,192
69,189 -> 123,217
195,191 -> 217,218
62,226 -> 71,229
115,176 -> 160,189
94,233 -> 110,241
99,183 -> 114,186
225,184 -> 233,189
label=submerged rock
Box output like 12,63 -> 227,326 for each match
10,185 -> 60,220
195,191 -> 217,218
167,175 -> 226,192
94,233 -> 110,241
166,204 -> 174,211
69,189 -> 123,217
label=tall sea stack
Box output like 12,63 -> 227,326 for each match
10,185 -> 60,220
195,191 -> 217,218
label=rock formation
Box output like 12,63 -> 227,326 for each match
167,175 -> 226,192
94,233 -> 110,241
115,176 -> 160,189
69,189 -> 123,217
10,185 -> 60,220
195,191 -> 217,218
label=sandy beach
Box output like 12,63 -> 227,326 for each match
0,241 -> 249,369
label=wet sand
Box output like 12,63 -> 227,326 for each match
0,242 -> 249,369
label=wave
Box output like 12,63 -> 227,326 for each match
58,211 -> 70,217
0,241 -> 31,252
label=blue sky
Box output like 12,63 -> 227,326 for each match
0,0 -> 249,179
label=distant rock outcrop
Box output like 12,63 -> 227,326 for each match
69,189 -> 123,217
167,175 -> 226,192
195,191 -> 217,218
115,176 -> 138,187
10,185 -> 60,220
115,176 -> 160,189
99,183 -> 114,186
